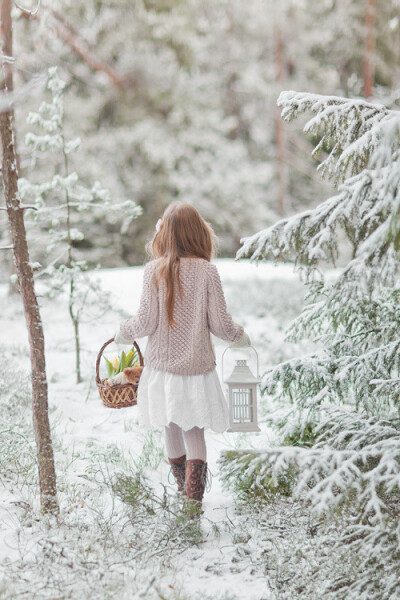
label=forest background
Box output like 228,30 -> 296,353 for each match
1,0 -> 399,277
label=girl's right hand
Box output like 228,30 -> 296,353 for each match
229,332 -> 251,348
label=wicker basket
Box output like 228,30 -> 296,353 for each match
96,338 -> 144,408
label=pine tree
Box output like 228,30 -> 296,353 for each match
19,67 -> 141,383
220,90 -> 400,599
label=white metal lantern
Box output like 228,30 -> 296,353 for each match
222,347 -> 261,432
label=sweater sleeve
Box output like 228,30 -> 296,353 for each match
206,263 -> 244,343
119,262 -> 159,341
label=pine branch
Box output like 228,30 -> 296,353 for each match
277,91 -> 397,181
219,407 -> 400,524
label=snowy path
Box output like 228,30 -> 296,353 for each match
0,260 -> 308,599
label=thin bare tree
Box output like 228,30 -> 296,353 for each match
21,4 -> 128,90
274,14 -> 286,217
363,0 -> 376,98
0,0 -> 58,513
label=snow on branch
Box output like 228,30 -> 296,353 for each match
237,91 -> 400,289
219,406 -> 400,524
13,0 -> 40,17
277,91 -> 397,181
236,192 -> 340,265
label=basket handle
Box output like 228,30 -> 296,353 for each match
95,338 -> 144,384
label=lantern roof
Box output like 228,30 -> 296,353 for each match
224,360 -> 260,384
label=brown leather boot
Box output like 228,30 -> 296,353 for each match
168,454 -> 186,493
184,459 -> 209,505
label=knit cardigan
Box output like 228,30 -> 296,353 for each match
119,257 -> 244,375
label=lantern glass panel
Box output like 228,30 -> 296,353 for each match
232,387 -> 253,423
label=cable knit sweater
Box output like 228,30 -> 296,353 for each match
119,257 -> 244,375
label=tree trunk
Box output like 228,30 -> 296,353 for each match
63,145 -> 82,384
363,0 -> 376,98
72,316 -> 82,383
7,255 -> 19,295
274,20 -> 286,217
0,0 -> 58,514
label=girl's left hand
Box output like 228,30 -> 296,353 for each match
229,332 -> 251,348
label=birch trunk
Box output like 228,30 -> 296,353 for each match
0,0 -> 58,514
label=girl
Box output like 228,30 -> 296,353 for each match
114,202 -> 250,509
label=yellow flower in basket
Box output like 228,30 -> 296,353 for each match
104,347 -> 140,378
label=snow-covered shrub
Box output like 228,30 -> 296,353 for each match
221,90 -> 400,599
131,429 -> 165,471
0,357 -> 38,490
220,449 -> 296,507
0,414 -> 203,598
0,355 -> 31,409
221,407 -> 400,519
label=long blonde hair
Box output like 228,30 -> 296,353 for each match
147,202 -> 218,328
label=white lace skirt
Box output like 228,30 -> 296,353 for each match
137,366 -> 229,433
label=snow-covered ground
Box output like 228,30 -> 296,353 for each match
0,259 -> 317,599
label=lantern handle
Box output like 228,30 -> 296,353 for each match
221,344 -> 260,383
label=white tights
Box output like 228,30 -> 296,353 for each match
165,422 -> 207,462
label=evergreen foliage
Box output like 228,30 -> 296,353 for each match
19,68 -> 141,382
221,90 -> 400,598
